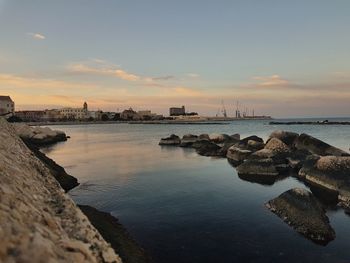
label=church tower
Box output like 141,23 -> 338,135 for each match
83,102 -> 88,111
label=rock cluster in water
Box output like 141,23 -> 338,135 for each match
159,130 -> 350,244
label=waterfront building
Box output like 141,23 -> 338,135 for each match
60,102 -> 88,120
121,108 -> 141,120
15,111 -> 45,122
169,106 -> 185,116
0,96 -> 15,116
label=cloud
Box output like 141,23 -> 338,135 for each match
187,73 -> 200,78
67,59 -> 177,85
27,32 -> 46,40
253,74 -> 289,87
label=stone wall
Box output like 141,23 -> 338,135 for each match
0,118 -> 122,263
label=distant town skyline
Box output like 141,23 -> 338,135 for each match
0,0 -> 349,117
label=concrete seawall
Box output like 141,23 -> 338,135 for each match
0,118 -> 122,263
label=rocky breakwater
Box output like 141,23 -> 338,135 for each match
0,118 -> 122,262
159,130 -> 350,244
13,123 -> 68,146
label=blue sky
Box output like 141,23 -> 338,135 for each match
0,0 -> 349,117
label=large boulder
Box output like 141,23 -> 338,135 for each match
295,133 -> 349,156
209,133 -> 232,144
13,123 -> 67,146
264,138 -> 290,153
299,156 -> 350,203
230,133 -> 240,141
266,188 -> 335,244
194,140 -> 222,157
268,130 -> 299,146
180,134 -> 198,147
226,146 -> 252,166
159,134 -> 181,146
199,134 -> 210,140
240,135 -> 264,145
236,158 -> 279,176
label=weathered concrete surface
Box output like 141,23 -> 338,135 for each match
0,118 -> 122,263
299,156 -> 350,204
266,188 -> 335,245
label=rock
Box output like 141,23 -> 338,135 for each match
247,140 -> 265,151
264,138 -> 290,153
295,133 -> 349,156
217,142 -> 237,157
24,141 -> 79,192
226,146 -> 252,166
240,135 -> 264,144
199,134 -> 210,140
268,130 -> 299,146
13,123 -> 68,147
230,133 -> 240,141
236,158 -> 279,176
299,156 -> 350,203
0,118 -> 122,263
159,134 -> 181,146
193,140 -> 222,157
266,188 -> 335,244
180,134 -> 198,147
209,133 -> 232,143
79,205 -> 151,263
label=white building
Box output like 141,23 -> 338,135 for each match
60,102 -> 88,120
0,96 -> 15,116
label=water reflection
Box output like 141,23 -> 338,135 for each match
44,121 -> 350,263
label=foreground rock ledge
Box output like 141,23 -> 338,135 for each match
266,188 -> 335,245
0,118 -> 122,263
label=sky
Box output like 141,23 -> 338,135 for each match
0,0 -> 349,117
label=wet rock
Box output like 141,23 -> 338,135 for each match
266,188 -> 335,245
236,158 -> 279,176
226,146 -> 252,166
299,156 -> 350,204
180,134 -> 198,147
218,142 -> 237,157
194,140 -> 222,157
159,134 -> 181,146
295,133 -> 349,156
268,130 -> 299,146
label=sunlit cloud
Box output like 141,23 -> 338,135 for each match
253,74 -> 289,87
27,32 -> 46,40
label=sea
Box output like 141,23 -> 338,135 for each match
43,118 -> 350,263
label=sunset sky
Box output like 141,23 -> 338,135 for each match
0,0 -> 349,117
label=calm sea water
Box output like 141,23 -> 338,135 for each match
43,119 -> 350,263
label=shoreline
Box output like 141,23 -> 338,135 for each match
270,121 -> 350,125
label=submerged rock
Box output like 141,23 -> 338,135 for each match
299,156 -> 350,203
268,130 -> 299,146
266,188 -> 335,245
295,133 -> 349,156
159,134 -> 181,146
